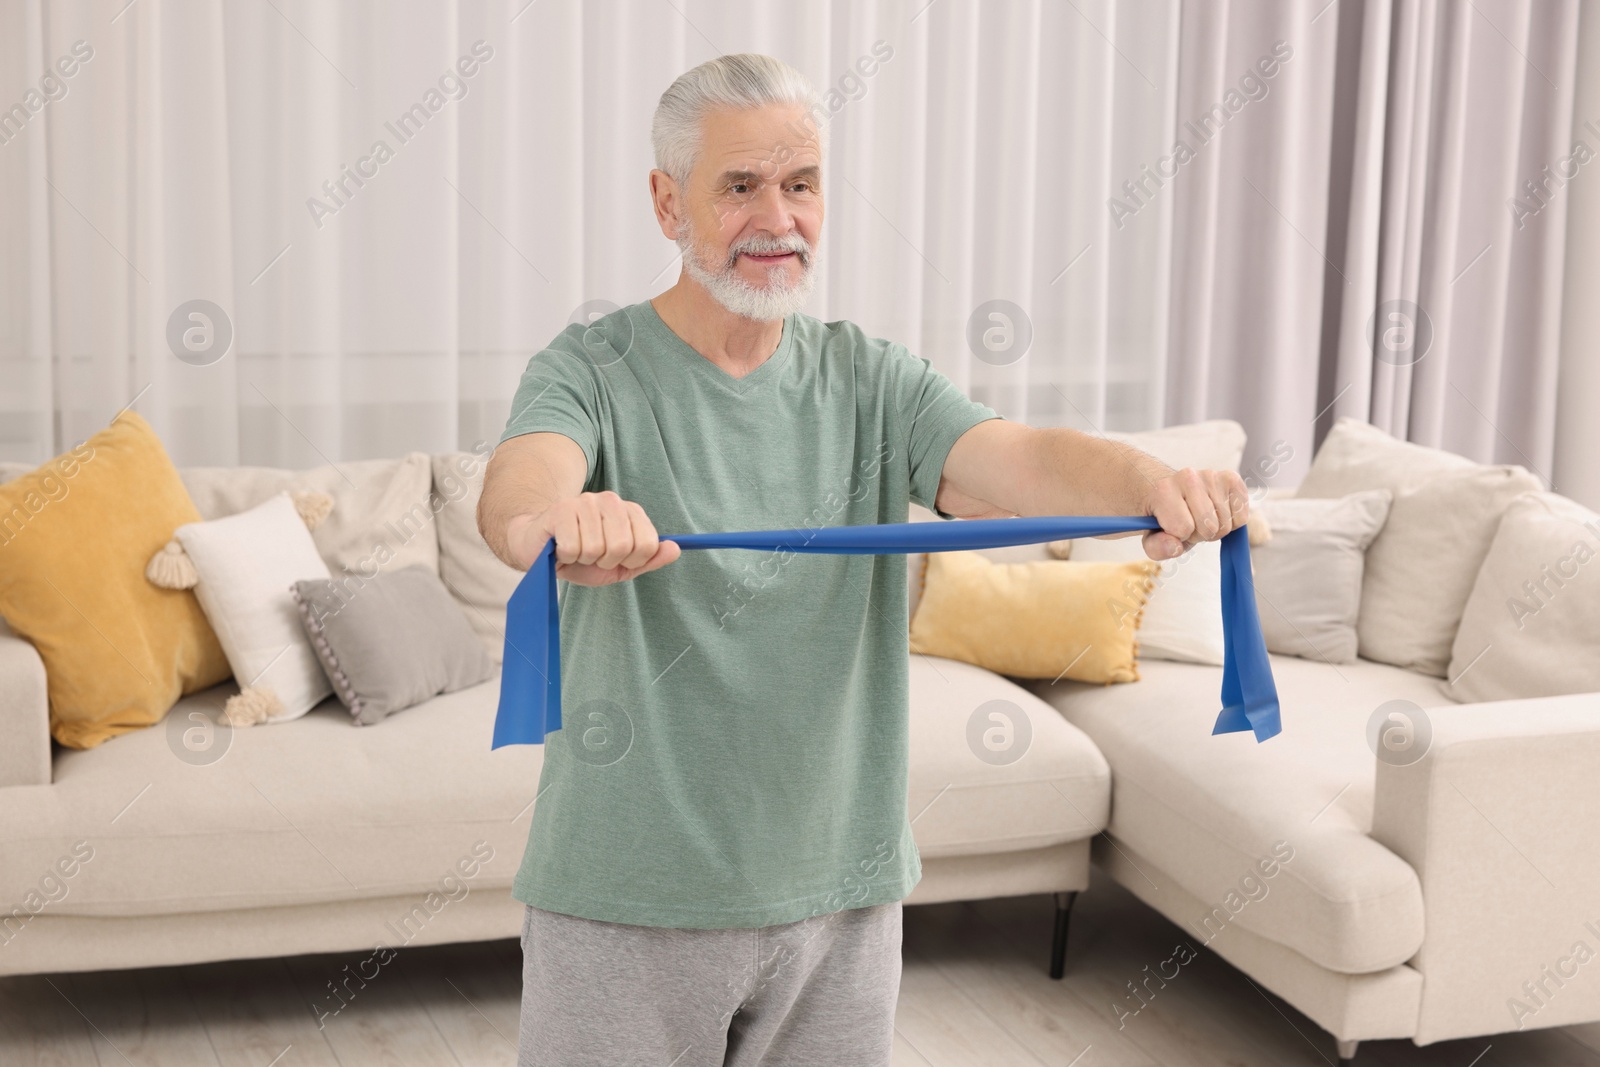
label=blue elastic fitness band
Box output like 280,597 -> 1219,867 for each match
491,516 -> 1282,749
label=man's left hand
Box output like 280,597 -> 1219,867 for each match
1142,468 -> 1250,561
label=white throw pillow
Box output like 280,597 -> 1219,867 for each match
176,493 -> 334,723
1103,419 -> 1247,474
1442,492 -> 1600,702
1069,534 -> 1224,665
1251,490 -> 1392,663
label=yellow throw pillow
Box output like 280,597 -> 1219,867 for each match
0,412 -> 231,749
910,551 -> 1158,683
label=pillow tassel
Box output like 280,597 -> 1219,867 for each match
1247,509 -> 1273,547
289,490 -> 334,530
146,540 -> 199,590
224,685 -> 283,727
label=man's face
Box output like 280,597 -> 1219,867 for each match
671,104 -> 824,321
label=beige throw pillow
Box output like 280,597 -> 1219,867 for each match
1442,492 -> 1600,702
1355,466 -> 1543,676
1295,418 -> 1543,676
1296,416 -> 1475,498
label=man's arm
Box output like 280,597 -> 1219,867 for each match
933,419 -> 1248,561
477,432 -> 679,583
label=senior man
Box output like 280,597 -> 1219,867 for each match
479,52 -> 1248,1067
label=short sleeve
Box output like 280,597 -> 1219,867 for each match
499,347 -> 602,490
892,345 -> 1002,518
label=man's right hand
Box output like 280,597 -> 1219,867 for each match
505,490 -> 681,585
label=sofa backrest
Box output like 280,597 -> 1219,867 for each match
180,453 -> 440,577
430,451 -> 520,662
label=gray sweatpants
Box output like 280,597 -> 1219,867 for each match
516,900 -> 903,1066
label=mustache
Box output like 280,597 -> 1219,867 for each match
725,235 -> 811,269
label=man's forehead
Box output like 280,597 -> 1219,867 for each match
699,108 -> 821,172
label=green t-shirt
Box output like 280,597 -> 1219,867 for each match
497,299 -> 1000,928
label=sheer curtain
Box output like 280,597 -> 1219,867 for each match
0,0 -> 1181,469
0,0 -> 1592,504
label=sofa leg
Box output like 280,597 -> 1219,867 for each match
1049,891 -> 1077,979
1336,1038 -> 1359,1063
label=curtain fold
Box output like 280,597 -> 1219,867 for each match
1322,0 -> 1580,486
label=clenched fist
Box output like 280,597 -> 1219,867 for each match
1142,467 -> 1250,561
505,490 -> 681,585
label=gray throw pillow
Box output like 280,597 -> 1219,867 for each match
292,565 -> 496,725
1252,490 -> 1393,663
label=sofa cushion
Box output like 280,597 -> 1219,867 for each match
0,679 -> 539,917
0,657 -> 1107,917
181,453 -> 439,578
1444,491 -> 1600,702
431,451 -> 519,661
1025,654 -> 1452,974
908,654 -> 1109,859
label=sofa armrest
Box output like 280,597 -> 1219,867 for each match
1371,693 -> 1600,1043
0,627 -> 51,787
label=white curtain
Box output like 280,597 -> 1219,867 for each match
0,0 -> 1182,469
1,0 -> 1593,504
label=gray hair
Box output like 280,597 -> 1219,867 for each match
651,53 -> 828,188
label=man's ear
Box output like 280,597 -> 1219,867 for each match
648,169 -> 683,240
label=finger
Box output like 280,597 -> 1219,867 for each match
571,494 -> 605,566
1142,529 -> 1185,561
1149,475 -> 1196,544
1215,472 -> 1250,534
594,493 -> 635,571
630,538 -> 682,576
1179,469 -> 1222,542
548,502 -> 583,567
620,501 -> 660,571
1203,474 -> 1238,538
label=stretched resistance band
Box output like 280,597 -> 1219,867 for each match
492,516 -> 1281,749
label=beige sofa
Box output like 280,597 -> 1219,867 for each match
0,450 -> 1110,982
7,420 -> 1597,1066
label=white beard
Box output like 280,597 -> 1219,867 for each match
676,221 -> 817,322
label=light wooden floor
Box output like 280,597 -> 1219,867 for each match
3,871 -> 1598,1067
